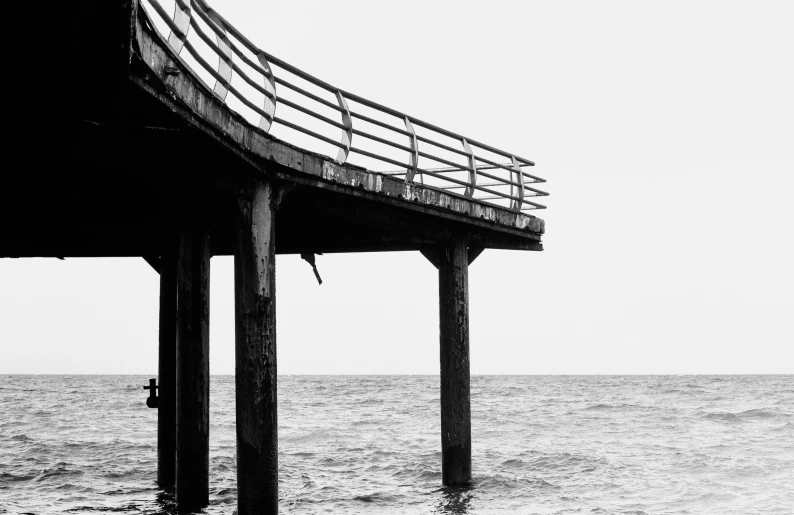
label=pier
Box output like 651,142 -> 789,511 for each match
2,1 -> 546,513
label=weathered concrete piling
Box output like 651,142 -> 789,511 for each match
175,226 -> 211,510
423,235 -> 474,486
157,248 -> 177,488
234,180 -> 279,513
438,234 -> 473,486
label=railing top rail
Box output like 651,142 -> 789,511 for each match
189,0 -> 536,168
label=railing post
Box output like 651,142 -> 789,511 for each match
405,117 -> 420,184
206,9 -> 233,101
335,91 -> 352,164
510,156 -> 525,210
256,52 -> 277,133
462,138 -> 477,198
167,0 -> 191,55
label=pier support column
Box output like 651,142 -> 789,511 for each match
234,180 -> 278,515
175,225 -> 210,511
158,245 -> 177,488
424,234 -> 472,486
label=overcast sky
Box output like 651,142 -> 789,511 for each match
1,0 -> 792,374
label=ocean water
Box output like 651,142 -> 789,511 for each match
0,375 -> 792,514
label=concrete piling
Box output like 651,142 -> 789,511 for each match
175,226 -> 211,511
234,180 -> 278,514
157,247 -> 177,488
437,234 -> 472,486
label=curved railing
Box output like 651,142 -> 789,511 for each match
141,0 -> 548,212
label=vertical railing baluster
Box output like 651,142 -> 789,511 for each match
510,156 -> 525,210
462,138 -> 477,198
404,117 -> 420,184
256,52 -> 277,133
335,91 -> 352,164
206,9 -> 232,101
168,0 -> 192,54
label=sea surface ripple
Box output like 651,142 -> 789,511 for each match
0,375 -> 792,514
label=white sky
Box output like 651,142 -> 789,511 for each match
1,0 -> 792,374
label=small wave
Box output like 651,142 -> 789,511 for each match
357,398 -> 383,406
704,412 -> 739,422
586,403 -> 622,411
0,471 -> 38,482
736,408 -> 779,419
351,491 -> 399,504
10,434 -> 33,442
703,408 -> 781,422
584,403 -> 653,412
501,458 -> 525,467
33,462 -> 83,482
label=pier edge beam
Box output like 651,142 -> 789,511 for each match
234,179 -> 278,514
157,244 -> 177,488
423,235 -> 473,486
175,224 -> 211,511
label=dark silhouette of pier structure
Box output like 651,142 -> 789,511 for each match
2,1 -> 546,513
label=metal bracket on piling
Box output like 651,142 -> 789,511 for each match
144,378 -> 159,408
300,252 -> 323,285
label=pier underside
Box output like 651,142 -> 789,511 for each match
2,2 -> 542,261
2,96 -> 541,260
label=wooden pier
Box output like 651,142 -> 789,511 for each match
2,1 -> 546,513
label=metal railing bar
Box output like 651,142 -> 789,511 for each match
187,14 -> 276,102
349,147 -> 412,171
274,77 -> 342,112
181,39 -> 230,93
145,0 -> 183,39
386,163 -> 523,174
192,0 -> 345,96
412,134 -> 543,183
340,90 -> 539,167
469,153 -> 545,184
231,61 -> 274,100
278,97 -> 347,131
192,1 -> 265,65
407,167 -> 520,203
516,199 -> 546,209
414,134 -> 470,159
472,196 -> 545,210
411,150 -> 544,194
443,182 -> 517,190
351,129 -> 414,155
416,151 -> 470,175
349,110 -> 412,138
189,3 -> 252,68
273,116 -> 345,149
454,188 -> 547,198
191,0 -> 539,171
180,38 -> 272,123
190,3 -> 270,76
148,0 -> 548,213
